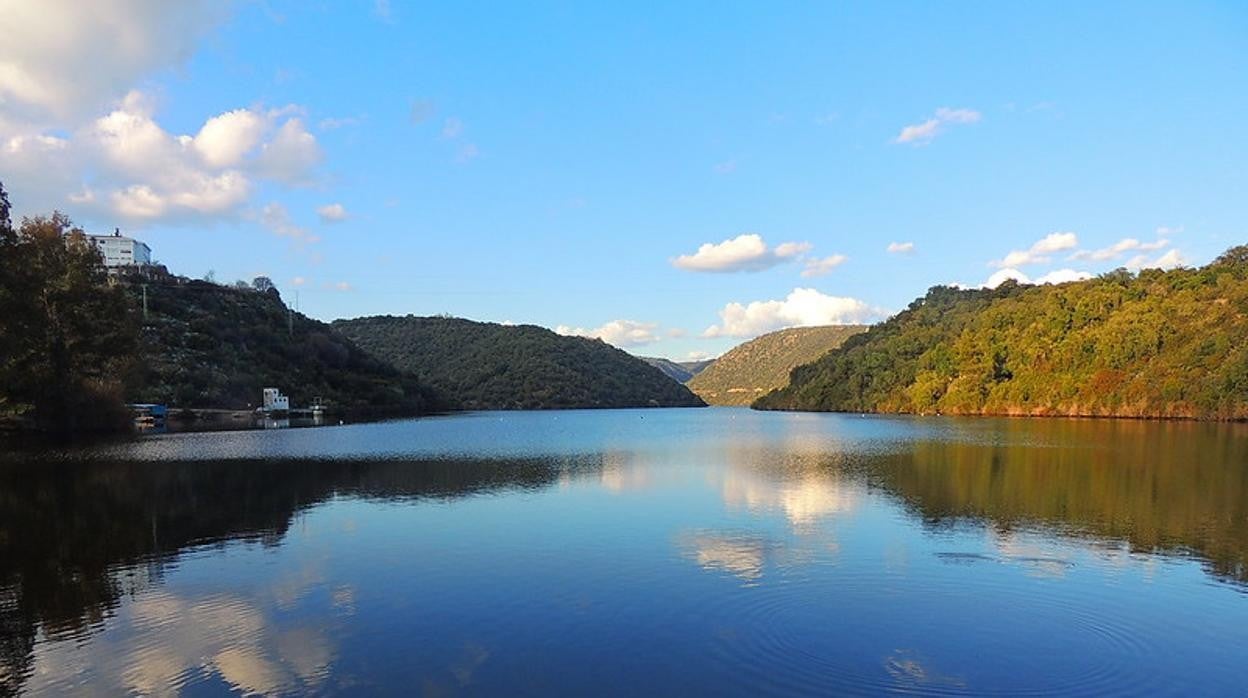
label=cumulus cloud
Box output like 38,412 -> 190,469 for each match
256,117 -> 322,184
990,232 -> 1079,268
887,241 -> 915,254
4,92 -> 324,224
194,109 -> 267,168
0,0 -> 228,122
316,203 -> 348,223
982,267 -> 1092,289
1070,237 -> 1169,262
556,319 -> 662,348
1126,248 -> 1185,271
894,107 -> 981,145
702,288 -> 884,338
673,234 -> 812,273
801,254 -> 847,278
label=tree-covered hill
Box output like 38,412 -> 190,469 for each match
756,247 -> 1248,420
332,315 -> 707,410
129,279 -> 434,415
688,325 -> 866,405
640,356 -> 715,383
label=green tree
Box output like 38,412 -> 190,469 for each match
0,201 -> 139,432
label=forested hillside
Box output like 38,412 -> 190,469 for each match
333,316 -> 706,410
688,325 -> 866,405
756,247 -> 1248,420
640,356 -> 715,383
131,280 -> 434,415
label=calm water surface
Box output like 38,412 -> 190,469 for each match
2,409 -> 1246,696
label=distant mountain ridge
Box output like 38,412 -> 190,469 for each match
756,247 -> 1248,419
640,356 -> 715,383
687,325 -> 867,405
333,315 -> 706,410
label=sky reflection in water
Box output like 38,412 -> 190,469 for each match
2,409 -> 1246,696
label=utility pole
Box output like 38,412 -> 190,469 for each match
142,284 -> 148,321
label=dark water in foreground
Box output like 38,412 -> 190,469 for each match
2,409 -> 1247,696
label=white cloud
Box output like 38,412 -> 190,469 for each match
983,268 -> 1031,289
1035,268 -> 1094,285
316,203 -> 348,223
1156,225 -> 1184,236
556,320 -> 661,348
686,351 -> 713,361
666,328 -> 688,338
256,118 -> 322,184
3,92 -> 323,223
801,254 -> 848,278
982,267 -> 1092,289
702,288 -> 884,338
1070,237 -> 1169,262
194,109 -> 266,168
1126,248 -> 1185,271
886,241 -> 915,254
673,234 -> 811,273
894,107 -> 981,145
291,276 -> 307,287
259,202 -> 317,245
991,231 -> 1078,268
713,159 -> 737,174
0,1 -> 228,122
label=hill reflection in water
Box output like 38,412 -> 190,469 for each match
1,411 -> 1245,695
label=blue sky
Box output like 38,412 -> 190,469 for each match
2,1 -> 1245,359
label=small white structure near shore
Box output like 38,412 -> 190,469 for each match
262,388 -> 290,413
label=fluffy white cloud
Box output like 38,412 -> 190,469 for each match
316,203 -> 348,223
801,254 -> 847,278
991,232 -> 1079,268
1126,248 -> 1185,271
673,234 -> 811,273
1035,269 -> 1094,285
982,267 -> 1092,289
1070,237 -> 1169,262
983,268 -> 1030,289
4,91 -> 323,224
257,118 -> 322,184
702,288 -> 884,338
894,107 -> 981,145
194,109 -> 267,168
556,320 -> 661,347
886,241 -> 915,254
0,0 -> 227,122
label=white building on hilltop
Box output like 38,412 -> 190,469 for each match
89,228 -> 152,269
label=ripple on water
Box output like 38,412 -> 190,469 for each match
692,544 -> 1172,697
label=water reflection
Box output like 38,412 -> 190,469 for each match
866,419 -> 1248,585
0,454 -> 602,695
0,412 -> 1245,695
